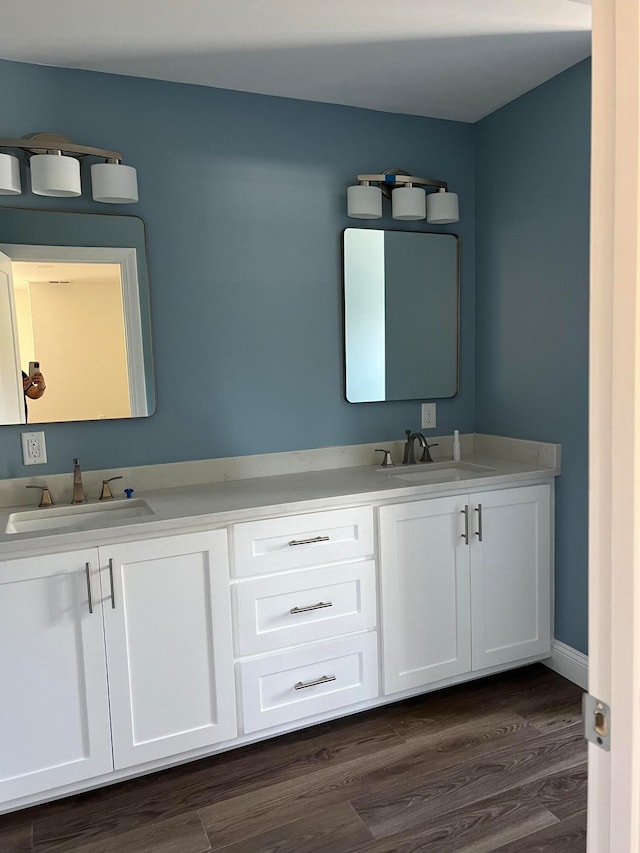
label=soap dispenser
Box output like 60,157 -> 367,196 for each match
453,430 -> 461,462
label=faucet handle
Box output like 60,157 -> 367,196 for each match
26,484 -> 55,507
420,442 -> 439,463
99,476 -> 123,501
375,449 -> 394,468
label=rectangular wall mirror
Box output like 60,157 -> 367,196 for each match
0,207 -> 155,425
343,228 -> 459,403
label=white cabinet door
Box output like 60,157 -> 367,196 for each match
469,484 -> 552,670
379,496 -> 471,694
379,484 -> 553,697
0,550 -> 112,803
100,530 -> 237,769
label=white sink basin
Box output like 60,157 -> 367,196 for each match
378,460 -> 497,484
5,498 -> 154,535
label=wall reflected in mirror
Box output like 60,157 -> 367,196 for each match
343,229 -> 459,403
12,260 -> 131,423
0,208 -> 155,426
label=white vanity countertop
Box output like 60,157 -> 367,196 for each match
0,451 -> 560,559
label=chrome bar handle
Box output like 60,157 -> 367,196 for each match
290,601 -> 333,615
85,562 -> 94,614
475,504 -> 483,542
108,558 -> 116,609
288,535 -> 330,547
294,674 -> 337,691
461,505 -> 469,545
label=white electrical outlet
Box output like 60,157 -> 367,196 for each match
21,431 -> 47,465
421,402 -> 437,430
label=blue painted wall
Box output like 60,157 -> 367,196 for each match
0,59 -> 475,478
0,57 -> 590,656
475,60 -> 591,654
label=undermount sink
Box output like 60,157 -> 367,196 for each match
378,460 -> 497,484
5,498 -> 154,535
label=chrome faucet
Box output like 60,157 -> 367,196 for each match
402,429 -> 439,464
71,458 -> 87,504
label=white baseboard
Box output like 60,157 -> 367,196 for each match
544,639 -> 588,689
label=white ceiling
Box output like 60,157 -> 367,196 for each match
12,262 -> 120,289
0,0 -> 591,123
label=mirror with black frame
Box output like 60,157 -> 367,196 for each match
343,228 -> 459,403
0,207 -> 155,425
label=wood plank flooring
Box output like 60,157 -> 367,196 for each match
0,664 -> 587,852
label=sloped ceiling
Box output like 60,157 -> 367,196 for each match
0,0 -> 591,122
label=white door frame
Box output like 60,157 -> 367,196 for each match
589,0 -> 640,849
0,251 -> 25,424
0,243 -> 148,417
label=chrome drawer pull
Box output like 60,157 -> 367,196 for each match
290,601 -> 333,615
288,535 -> 330,547
85,562 -> 94,614
475,503 -> 483,542
294,674 -> 337,690
108,558 -> 116,609
461,505 -> 469,545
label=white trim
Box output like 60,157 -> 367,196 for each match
118,249 -> 147,416
0,243 -> 148,417
544,639 -> 588,690
0,252 -> 24,425
589,1 -> 640,849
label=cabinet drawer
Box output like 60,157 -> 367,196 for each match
232,507 -> 374,578
233,561 -> 377,655
238,633 -> 379,733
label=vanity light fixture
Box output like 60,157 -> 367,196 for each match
0,133 -> 138,203
347,169 -> 459,224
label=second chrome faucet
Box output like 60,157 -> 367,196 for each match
402,429 -> 438,465
71,458 -> 87,504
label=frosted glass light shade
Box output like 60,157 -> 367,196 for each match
392,186 -> 426,220
30,154 -> 81,197
91,162 -> 139,204
427,190 -> 459,224
347,184 -> 382,219
0,153 -> 21,195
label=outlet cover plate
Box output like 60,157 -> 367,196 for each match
421,402 -> 437,430
22,431 -> 47,465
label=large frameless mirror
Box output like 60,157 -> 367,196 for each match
0,207 -> 155,425
343,228 -> 459,403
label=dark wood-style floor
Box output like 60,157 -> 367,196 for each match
0,664 -> 587,853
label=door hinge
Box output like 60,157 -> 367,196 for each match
583,693 -> 610,751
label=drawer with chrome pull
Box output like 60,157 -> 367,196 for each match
238,632 -> 378,733
232,561 -> 376,655
231,507 -> 374,578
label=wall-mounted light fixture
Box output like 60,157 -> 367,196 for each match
0,133 -> 138,204
347,169 -> 458,224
